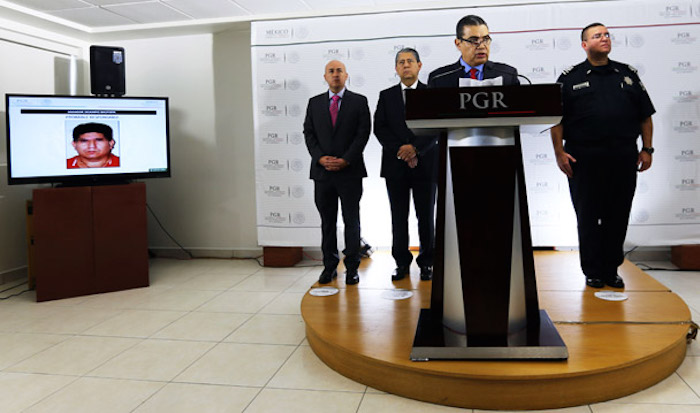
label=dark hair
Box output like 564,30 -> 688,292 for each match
394,47 -> 420,65
72,122 -> 113,142
581,22 -> 605,41
456,15 -> 488,39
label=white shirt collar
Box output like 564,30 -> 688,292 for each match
401,80 -> 418,90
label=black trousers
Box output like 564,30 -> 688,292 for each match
385,175 -> 436,268
314,177 -> 363,271
566,142 -> 638,279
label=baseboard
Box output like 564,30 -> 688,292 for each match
148,247 -> 263,259
1,266 -> 27,285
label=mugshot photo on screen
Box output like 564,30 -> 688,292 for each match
66,121 -> 121,169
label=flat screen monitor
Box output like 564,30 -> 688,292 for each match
5,94 -> 170,185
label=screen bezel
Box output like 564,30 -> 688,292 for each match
5,94 -> 171,186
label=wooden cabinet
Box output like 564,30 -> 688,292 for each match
32,183 -> 149,301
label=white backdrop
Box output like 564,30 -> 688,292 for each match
251,0 -> 700,248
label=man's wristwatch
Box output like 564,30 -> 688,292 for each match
641,147 -> 654,154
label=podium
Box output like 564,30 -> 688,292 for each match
405,85 -> 568,360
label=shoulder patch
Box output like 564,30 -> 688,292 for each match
561,65 -> 575,75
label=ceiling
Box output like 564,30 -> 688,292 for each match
0,0 -> 471,33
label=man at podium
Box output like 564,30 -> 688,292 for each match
428,14 -> 520,87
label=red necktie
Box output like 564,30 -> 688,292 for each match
469,68 -> 478,79
330,95 -> 340,126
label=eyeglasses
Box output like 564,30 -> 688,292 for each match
459,35 -> 492,47
587,32 -> 610,41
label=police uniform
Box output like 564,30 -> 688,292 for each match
558,59 -> 655,282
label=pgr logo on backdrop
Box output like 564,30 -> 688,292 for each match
264,185 -> 286,197
673,119 -> 699,133
262,158 -> 286,171
264,211 -> 288,225
671,31 -> 697,45
674,90 -> 698,103
529,152 -> 554,166
527,65 -> 554,80
659,4 -> 689,18
676,149 -> 700,162
676,178 -> 700,191
323,48 -> 348,60
531,180 -> 555,194
260,52 -> 283,64
261,104 -> 284,117
262,131 -> 285,145
525,37 -> 551,51
676,207 -> 700,220
260,78 -> 283,91
672,61 -> 697,74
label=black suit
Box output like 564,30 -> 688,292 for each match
303,89 -> 371,271
374,82 -> 437,268
428,60 -> 520,88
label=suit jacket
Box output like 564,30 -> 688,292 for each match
427,60 -> 520,88
303,89 -> 371,181
373,81 -> 438,179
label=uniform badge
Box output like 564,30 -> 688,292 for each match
624,76 -> 633,85
573,81 -> 590,90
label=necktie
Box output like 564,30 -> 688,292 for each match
469,68 -> 479,79
330,95 -> 340,126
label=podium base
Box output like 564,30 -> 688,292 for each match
410,309 -> 568,361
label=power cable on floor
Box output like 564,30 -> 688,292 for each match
146,203 -> 193,259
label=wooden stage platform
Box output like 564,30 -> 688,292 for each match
301,251 -> 693,410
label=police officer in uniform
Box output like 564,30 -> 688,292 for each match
551,23 -> 655,289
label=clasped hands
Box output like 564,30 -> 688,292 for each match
319,156 -> 349,171
397,144 -> 418,169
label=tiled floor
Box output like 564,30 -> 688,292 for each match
0,254 -> 698,412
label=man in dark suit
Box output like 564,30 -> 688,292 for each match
303,60 -> 371,285
374,48 -> 438,282
428,15 -> 520,87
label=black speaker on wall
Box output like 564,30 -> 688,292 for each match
90,45 -> 125,96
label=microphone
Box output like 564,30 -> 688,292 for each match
517,74 -> 533,85
428,66 -> 464,81
488,63 -> 533,85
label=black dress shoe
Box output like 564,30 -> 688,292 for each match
585,277 -> 605,288
318,268 -> 337,284
345,269 -> 359,285
391,266 -> 409,281
419,266 -> 433,281
605,274 -> 625,289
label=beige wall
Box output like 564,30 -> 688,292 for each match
115,29 -> 258,255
